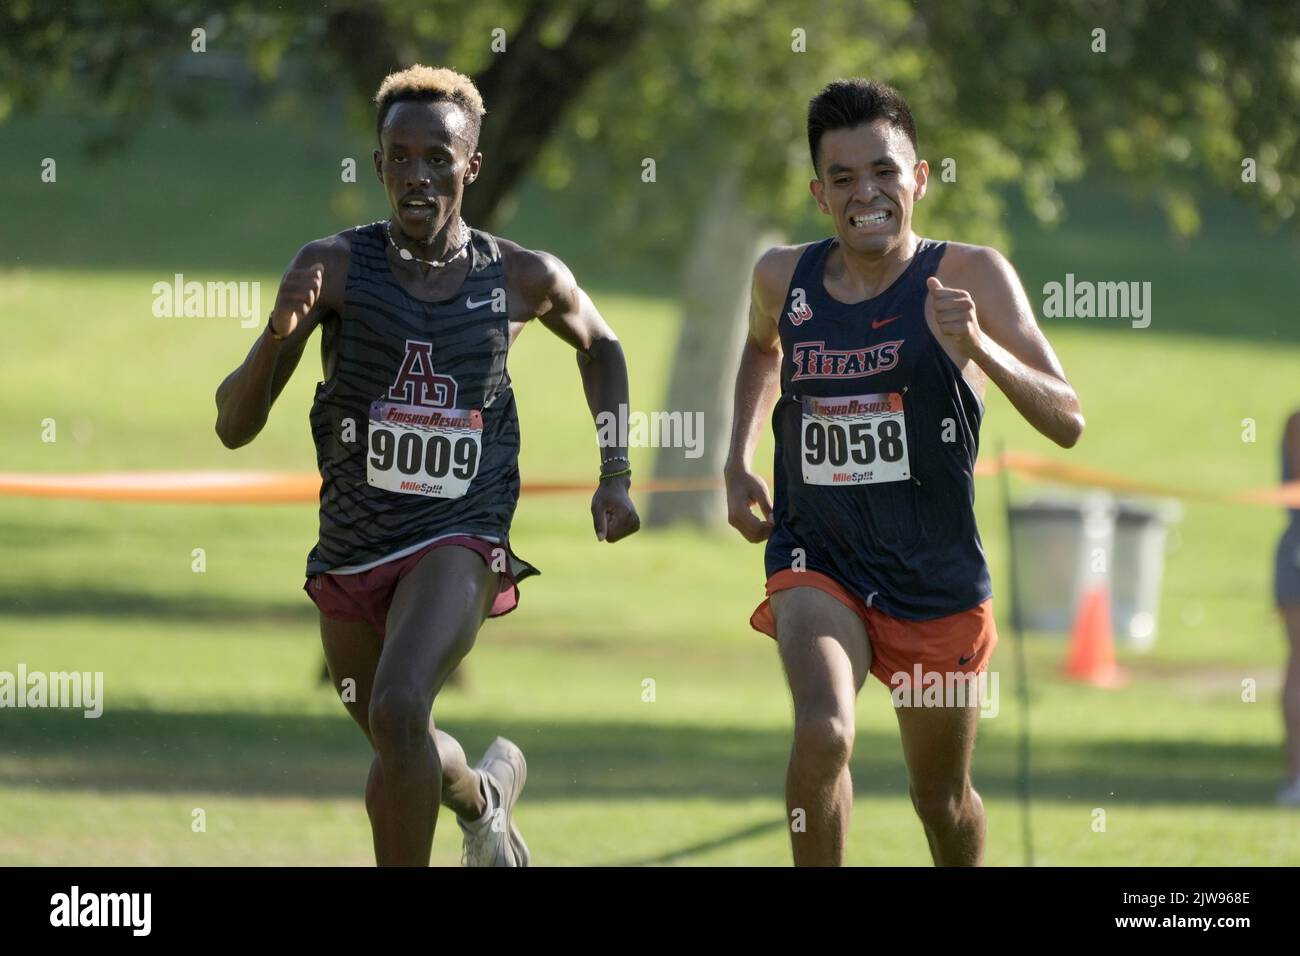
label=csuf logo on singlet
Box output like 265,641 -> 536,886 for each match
387,339 -> 458,408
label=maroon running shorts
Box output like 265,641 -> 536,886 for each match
303,535 -> 520,640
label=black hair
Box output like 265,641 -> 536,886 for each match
807,78 -> 918,175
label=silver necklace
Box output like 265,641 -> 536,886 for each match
385,218 -> 470,269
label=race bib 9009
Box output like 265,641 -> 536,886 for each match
366,400 -> 482,499
801,392 -> 910,486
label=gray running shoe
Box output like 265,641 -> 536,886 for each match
459,737 -> 530,866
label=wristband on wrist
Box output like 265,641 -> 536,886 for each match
599,467 -> 632,481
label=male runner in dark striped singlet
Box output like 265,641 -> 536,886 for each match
214,65 -> 639,866
725,79 -> 1084,865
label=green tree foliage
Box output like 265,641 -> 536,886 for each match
4,1 -> 1294,243
540,0 -> 1299,256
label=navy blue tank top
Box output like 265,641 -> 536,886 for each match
764,236 -> 992,620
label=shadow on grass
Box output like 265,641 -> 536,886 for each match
0,584 -> 315,626
0,707 -> 1284,808
609,819 -> 792,866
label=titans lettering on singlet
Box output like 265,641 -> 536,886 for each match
367,339 -> 482,499
790,339 -> 902,381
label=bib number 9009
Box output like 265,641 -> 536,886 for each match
367,401 -> 483,499
801,392 -> 910,485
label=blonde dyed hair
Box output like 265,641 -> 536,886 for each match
374,65 -> 486,147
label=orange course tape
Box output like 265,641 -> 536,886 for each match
986,450 -> 1300,508
0,471 -> 320,504
0,455 -> 1298,507
0,470 -> 722,504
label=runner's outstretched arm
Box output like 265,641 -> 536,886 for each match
724,249 -> 786,543
214,238 -> 343,448
519,250 -> 640,543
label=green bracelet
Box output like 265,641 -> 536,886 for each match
599,468 -> 632,481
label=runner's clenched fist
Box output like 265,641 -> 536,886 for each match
270,262 -> 325,338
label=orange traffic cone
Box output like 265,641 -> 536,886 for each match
1063,587 -> 1125,687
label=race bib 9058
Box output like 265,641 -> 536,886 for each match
801,392 -> 910,486
366,400 -> 482,499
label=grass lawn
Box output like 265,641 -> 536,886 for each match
1,107 -> 1297,865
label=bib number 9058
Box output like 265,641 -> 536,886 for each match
801,392 -> 909,485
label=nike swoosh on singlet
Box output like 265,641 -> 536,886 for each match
465,295 -> 495,310
871,315 -> 901,329
958,651 -> 976,666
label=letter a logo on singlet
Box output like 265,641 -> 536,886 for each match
388,339 -> 458,408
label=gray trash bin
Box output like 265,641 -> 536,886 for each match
1110,499 -> 1181,651
1007,494 -> 1115,634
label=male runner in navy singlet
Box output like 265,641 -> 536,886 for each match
214,66 -> 639,866
724,79 -> 1084,866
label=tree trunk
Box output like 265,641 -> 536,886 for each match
646,170 -> 782,527
323,0 -> 648,231
465,0 -> 648,228
323,6 -> 408,111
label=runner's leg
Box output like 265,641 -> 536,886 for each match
319,615 -> 390,861
368,545 -> 498,865
1282,606 -> 1300,782
771,586 -> 871,866
894,701 -> 985,866
319,611 -> 489,863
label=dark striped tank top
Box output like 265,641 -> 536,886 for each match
304,222 -> 526,576
764,236 -> 992,620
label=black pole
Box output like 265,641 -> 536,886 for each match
998,441 -> 1034,867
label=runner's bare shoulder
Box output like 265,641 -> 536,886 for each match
932,240 -> 1013,290
496,237 -> 574,320
754,243 -> 815,317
